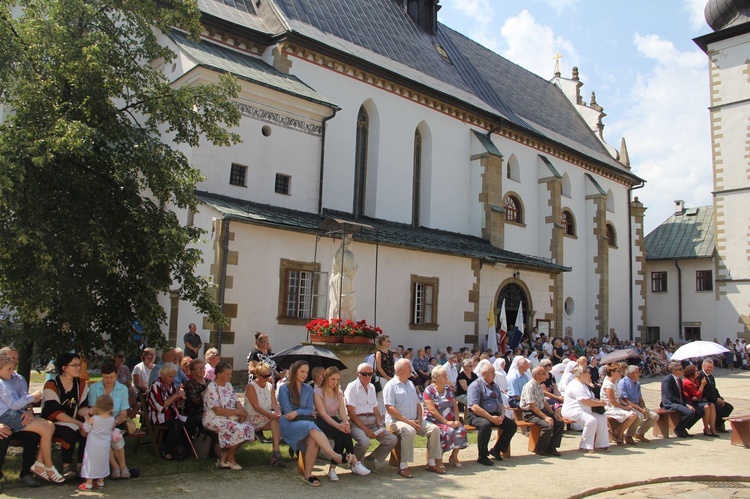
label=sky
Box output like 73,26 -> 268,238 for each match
437,0 -> 714,233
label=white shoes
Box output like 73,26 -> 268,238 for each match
327,469 -> 339,481
351,461 -> 371,475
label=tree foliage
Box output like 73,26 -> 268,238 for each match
0,0 -> 241,360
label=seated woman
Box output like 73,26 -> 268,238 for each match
244,362 -> 285,467
183,359 -> 207,438
682,365 -> 718,437
539,359 -> 564,412
0,352 -> 64,483
147,362 -> 186,460
455,359 -> 477,408
114,352 -> 139,419
561,366 -> 609,453
279,360 -> 349,487
601,364 -> 638,445
42,352 -> 89,479
313,367 -> 370,481
203,348 -> 220,382
87,363 -> 131,478
202,362 -> 254,470
132,348 -> 155,396
423,365 -> 468,471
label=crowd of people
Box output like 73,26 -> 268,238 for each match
0,326 -> 742,490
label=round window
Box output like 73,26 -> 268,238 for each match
564,297 -> 575,318
261,125 -> 272,137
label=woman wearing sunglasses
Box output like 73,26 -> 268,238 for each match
244,362 -> 285,467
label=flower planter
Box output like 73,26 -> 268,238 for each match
309,334 -> 341,343
341,336 -> 374,345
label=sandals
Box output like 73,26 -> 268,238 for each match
120,468 -> 131,478
78,482 -> 93,491
29,462 -> 48,482
94,479 -> 105,489
448,457 -> 463,468
397,467 -> 413,478
306,475 -> 321,487
425,464 -> 446,474
46,466 -> 65,484
271,451 -> 287,468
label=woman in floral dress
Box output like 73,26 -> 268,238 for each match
422,365 -> 468,470
202,362 -> 254,470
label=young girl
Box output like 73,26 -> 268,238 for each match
0,352 -> 64,483
79,394 -> 115,490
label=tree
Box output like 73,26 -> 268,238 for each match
0,0 -> 241,363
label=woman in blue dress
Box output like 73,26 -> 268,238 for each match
279,360 -> 348,486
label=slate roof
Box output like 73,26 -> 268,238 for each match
197,191 -> 570,273
197,0 -> 271,35
169,30 -> 336,107
264,0 -> 638,179
645,206 -> 715,260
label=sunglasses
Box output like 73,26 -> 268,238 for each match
259,373 -> 272,379
358,372 -> 374,377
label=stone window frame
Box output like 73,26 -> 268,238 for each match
561,208 -> 577,238
409,274 -> 439,331
503,192 -> 525,227
277,259 -> 321,325
353,106 -> 369,216
605,222 -> 617,248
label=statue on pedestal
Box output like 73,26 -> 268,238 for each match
328,234 -> 357,321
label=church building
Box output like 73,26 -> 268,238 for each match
158,0 -> 647,365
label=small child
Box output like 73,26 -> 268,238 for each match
79,394 -> 115,491
0,352 -> 64,483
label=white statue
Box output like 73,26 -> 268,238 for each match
328,234 -> 358,321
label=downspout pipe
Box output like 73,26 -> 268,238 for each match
628,181 -> 645,341
675,260 -> 683,340
318,108 -> 339,215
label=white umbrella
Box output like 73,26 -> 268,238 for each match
670,341 -> 729,361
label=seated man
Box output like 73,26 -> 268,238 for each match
0,347 -> 41,489
660,362 -> 702,438
383,358 -> 441,478
345,363 -> 397,470
466,363 -> 517,466
520,366 -> 564,456
698,359 -> 733,432
618,365 -> 659,442
507,358 -> 531,408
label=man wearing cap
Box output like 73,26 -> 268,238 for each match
345,362 -> 397,471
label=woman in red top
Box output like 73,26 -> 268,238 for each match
682,365 -> 718,436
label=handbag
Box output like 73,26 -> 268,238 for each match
293,414 -> 316,422
192,432 -> 213,459
592,406 -> 605,415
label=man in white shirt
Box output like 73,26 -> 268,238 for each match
542,335 -> 553,360
345,363 -> 397,470
445,355 -> 458,387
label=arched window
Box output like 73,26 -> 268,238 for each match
606,189 -> 615,213
561,172 -> 571,198
606,223 -> 616,247
353,106 -> 369,216
507,154 -> 520,181
412,129 -> 422,226
561,210 -> 575,236
504,195 -> 523,224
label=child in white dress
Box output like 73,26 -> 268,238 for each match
79,394 -> 115,491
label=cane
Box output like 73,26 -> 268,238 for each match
182,424 -> 199,460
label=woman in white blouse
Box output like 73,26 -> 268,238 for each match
244,362 -> 285,467
561,366 -> 609,453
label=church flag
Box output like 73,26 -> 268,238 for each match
486,304 -> 498,353
510,302 -> 524,351
498,299 -> 508,355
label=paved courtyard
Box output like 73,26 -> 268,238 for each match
4,368 -> 749,498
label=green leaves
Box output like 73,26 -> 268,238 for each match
0,0 -> 239,359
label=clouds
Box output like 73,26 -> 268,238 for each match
682,0 -> 709,31
608,34 -> 711,230
534,0 -> 580,15
499,10 -> 580,79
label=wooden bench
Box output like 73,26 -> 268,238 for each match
726,414 -> 750,448
652,408 -> 681,438
512,409 -> 573,453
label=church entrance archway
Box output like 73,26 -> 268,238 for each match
495,282 -> 530,334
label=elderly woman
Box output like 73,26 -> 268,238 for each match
423,365 -> 468,470
682,365 -> 718,436
183,359 -> 207,437
114,353 -> 140,419
204,348 -> 220,382
561,366 -> 609,452
203,362 -> 254,470
455,359 -> 477,408
147,362 -> 186,460
244,362 -> 285,467
279,360 -> 348,487
313,367 -> 370,481
539,359 -> 564,411
601,364 -> 638,445
87,363 -> 131,478
42,352 -> 89,479
412,348 -> 431,390
132,348 -> 155,395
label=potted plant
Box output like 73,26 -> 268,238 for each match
306,318 -> 341,342
305,318 -> 382,344
341,319 -> 381,344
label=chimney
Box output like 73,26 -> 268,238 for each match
405,0 -> 441,35
674,200 -> 685,215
